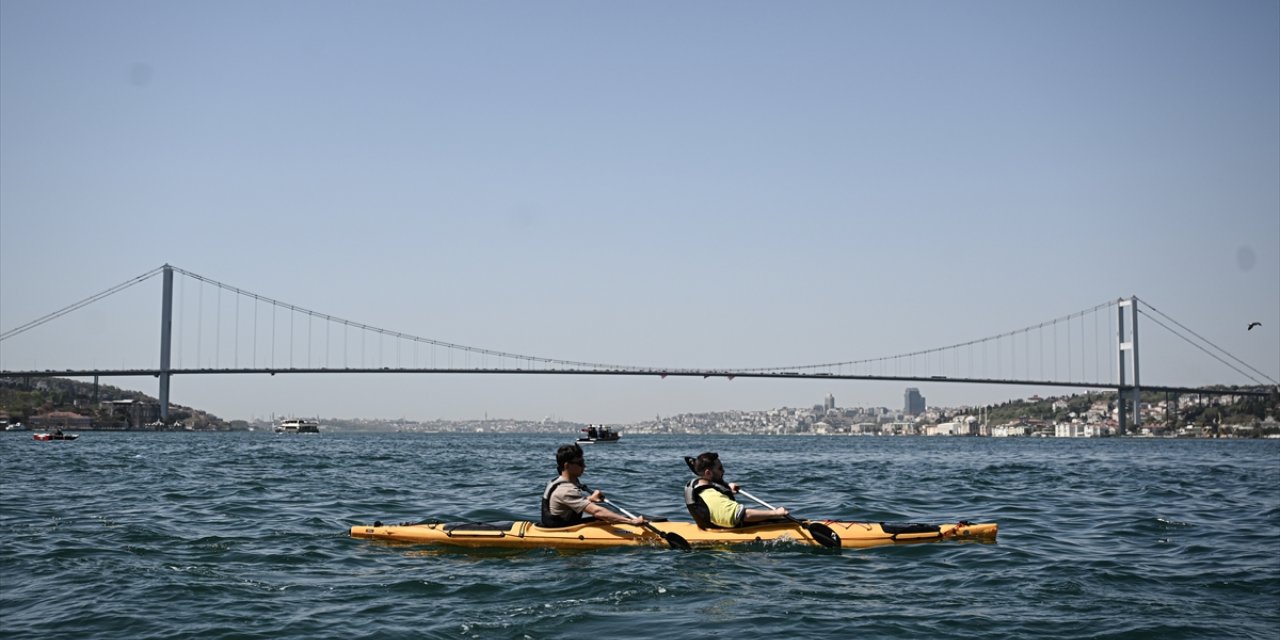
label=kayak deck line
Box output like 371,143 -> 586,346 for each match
350,518 -> 997,550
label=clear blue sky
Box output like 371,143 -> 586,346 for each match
2,1 -> 1277,424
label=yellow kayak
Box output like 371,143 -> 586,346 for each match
350,518 -> 997,550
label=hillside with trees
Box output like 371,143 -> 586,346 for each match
0,377 -> 230,429
983,388 -> 1278,430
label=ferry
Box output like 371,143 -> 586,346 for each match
275,419 -> 321,434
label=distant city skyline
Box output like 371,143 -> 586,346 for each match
8,374 -> 1271,439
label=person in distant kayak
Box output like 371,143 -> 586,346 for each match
685,451 -> 788,529
540,444 -> 646,528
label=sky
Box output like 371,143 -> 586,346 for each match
1,1 -> 1277,424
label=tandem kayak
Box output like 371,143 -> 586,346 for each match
350,518 -> 997,550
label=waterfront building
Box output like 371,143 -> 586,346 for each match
102,399 -> 162,428
28,411 -> 93,430
1055,423 -> 1105,438
992,424 -> 1030,437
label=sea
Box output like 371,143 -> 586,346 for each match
1,432 -> 1277,640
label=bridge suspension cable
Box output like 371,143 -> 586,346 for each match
167,266 -> 652,373
735,299 -> 1120,385
0,266 -> 164,342
1135,298 -> 1277,386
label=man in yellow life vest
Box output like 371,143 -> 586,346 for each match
686,451 -> 789,528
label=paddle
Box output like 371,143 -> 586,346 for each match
683,456 -> 841,549
601,498 -> 692,551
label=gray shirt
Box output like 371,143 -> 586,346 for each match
544,477 -> 590,520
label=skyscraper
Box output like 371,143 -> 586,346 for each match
824,394 -> 835,412
904,388 -> 926,416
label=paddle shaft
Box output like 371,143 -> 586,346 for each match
736,489 -> 777,510
601,498 -> 642,521
737,489 -> 805,525
602,499 -> 692,551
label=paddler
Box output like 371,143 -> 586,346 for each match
541,444 -> 646,528
686,451 -> 788,528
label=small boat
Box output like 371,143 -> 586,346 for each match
34,432 -> 78,441
577,424 -> 621,444
350,518 -> 996,550
275,419 -> 320,434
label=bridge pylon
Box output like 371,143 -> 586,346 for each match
159,264 -> 173,422
1117,296 -> 1140,435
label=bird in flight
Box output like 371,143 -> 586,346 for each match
1247,322 -> 1261,331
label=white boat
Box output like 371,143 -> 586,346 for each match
275,419 -> 321,434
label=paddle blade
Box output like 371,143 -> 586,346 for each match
661,530 -> 693,551
806,522 -> 841,549
640,521 -> 691,551
605,497 -> 693,552
683,456 -> 698,474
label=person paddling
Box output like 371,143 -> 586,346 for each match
685,451 -> 788,529
540,444 -> 646,528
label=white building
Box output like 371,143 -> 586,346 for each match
1055,423 -> 1104,438
992,424 -> 1029,437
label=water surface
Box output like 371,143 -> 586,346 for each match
2,433 -> 1276,639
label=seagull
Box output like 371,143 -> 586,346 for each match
1247,322 -> 1261,331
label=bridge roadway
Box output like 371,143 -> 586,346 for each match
0,367 -> 1271,397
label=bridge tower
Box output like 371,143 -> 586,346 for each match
159,264 -> 173,422
1117,296 -> 1140,435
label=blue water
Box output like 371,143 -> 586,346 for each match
1,432 -> 1277,639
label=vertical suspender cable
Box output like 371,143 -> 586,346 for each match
177,275 -> 184,369
197,279 -> 203,368
215,286 -> 220,369
1066,315 -> 1071,382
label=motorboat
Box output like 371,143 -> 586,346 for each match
34,431 -> 78,441
577,424 -> 621,443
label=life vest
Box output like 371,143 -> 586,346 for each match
683,478 -> 736,529
541,478 -> 586,528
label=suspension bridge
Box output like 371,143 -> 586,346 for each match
1,265 -> 1275,432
